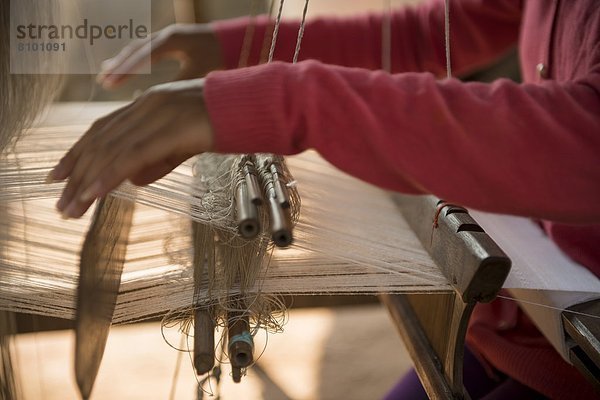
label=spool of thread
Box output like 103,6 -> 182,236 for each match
227,312 -> 254,371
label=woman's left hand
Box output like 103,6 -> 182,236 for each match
49,78 -> 214,219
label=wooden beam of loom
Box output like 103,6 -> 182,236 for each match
564,299 -> 600,392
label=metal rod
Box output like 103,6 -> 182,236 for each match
194,308 -> 215,375
270,163 -> 290,208
191,220 -> 215,376
235,182 -> 260,239
244,162 -> 263,206
231,366 -> 242,384
268,195 -> 293,247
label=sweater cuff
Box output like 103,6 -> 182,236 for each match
204,64 -> 292,155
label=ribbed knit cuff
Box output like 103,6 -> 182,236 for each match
204,63 -> 293,155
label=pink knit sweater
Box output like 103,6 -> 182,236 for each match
204,0 -> 600,398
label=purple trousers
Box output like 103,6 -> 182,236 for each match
383,347 -> 548,400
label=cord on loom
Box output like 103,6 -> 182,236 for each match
168,333 -> 186,400
268,0 -> 286,62
382,0 -> 392,72
444,0 -> 452,78
292,0 -> 311,63
497,295 -> 600,321
238,0 -> 261,68
259,0 -> 279,63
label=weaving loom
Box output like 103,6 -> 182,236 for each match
2,1 -> 600,399
1,104 -> 450,318
0,102 -> 454,396
2,102 -> 600,399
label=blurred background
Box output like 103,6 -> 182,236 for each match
57,0 -> 427,102
14,304 -> 411,400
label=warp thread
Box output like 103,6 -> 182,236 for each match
0,1 -> 63,155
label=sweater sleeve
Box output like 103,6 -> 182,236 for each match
214,0 -> 522,76
204,61 -> 600,223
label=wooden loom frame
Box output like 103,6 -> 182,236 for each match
382,195 -> 511,400
383,195 -> 600,399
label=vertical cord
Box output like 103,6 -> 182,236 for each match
267,0 -> 286,62
381,0 -> 392,72
268,0 -> 312,64
292,0 -> 311,64
14,151 -> 46,399
444,0 -> 452,78
238,0 -> 263,187
168,333 -> 186,400
259,0 -> 278,63
238,0 -> 260,68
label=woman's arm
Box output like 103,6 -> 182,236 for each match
97,0 -> 521,88
204,61 -> 600,222
52,60 -> 599,222
216,0 -> 522,75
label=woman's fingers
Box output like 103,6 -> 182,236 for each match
130,153 -> 192,186
97,37 -> 153,87
62,125 -> 183,218
58,99 -> 171,215
48,102 -> 137,183
89,149 -> 191,199
98,24 -> 223,89
98,27 -> 186,88
53,78 -> 213,219
176,61 -> 210,81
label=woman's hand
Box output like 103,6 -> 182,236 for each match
97,24 -> 224,89
49,79 -> 214,219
